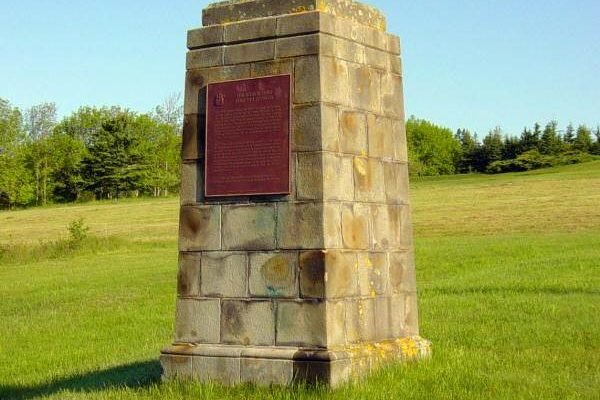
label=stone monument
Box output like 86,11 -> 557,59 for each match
161,0 -> 431,386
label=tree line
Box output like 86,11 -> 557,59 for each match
0,97 -> 182,209
407,116 -> 600,176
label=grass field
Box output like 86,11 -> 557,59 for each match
0,161 -> 599,399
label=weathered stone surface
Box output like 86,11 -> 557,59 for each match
381,73 -> 404,118
175,298 -> 220,344
276,34 -> 320,58
222,204 -> 276,250
180,162 -> 203,205
374,296 -> 393,340
241,358 -> 294,385
161,355 -> 193,379
294,56 -> 320,104
224,17 -> 277,43
404,292 -> 419,336
224,40 -> 275,65
296,152 -> 323,200
365,47 -> 388,71
357,252 -> 388,297
392,119 -> 408,162
389,55 -> 402,75
322,104 -> 341,151
323,202 -> 342,249
326,300 -> 346,346
321,57 -> 349,106
188,25 -> 224,49
389,251 -> 416,294
277,202 -> 323,249
179,205 -> 221,251
390,295 -> 406,337
367,114 -> 395,160
201,252 -> 247,297
178,252 -> 201,297
298,250 -> 357,298
249,252 -> 298,298
371,205 -> 402,250
341,203 -> 370,250
203,0 -> 387,31
187,47 -> 223,69
276,300 -> 326,347
251,59 -> 293,77
293,105 -> 322,152
221,300 -> 275,346
346,298 -> 376,343
400,205 -> 414,249
182,114 -> 203,160
386,33 -> 401,55
192,356 -> 241,385
353,157 -> 386,203
349,65 -> 380,112
321,35 -> 365,64
383,162 -> 410,204
339,111 -> 367,155
323,153 -> 354,201
277,11 -> 321,36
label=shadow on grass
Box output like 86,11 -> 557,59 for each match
0,360 -> 161,400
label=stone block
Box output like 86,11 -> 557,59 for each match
400,205 -> 414,249
392,119 -> 409,162
326,300 -> 346,346
224,40 -> 275,65
249,252 -> 298,298
187,25 -> 224,49
367,114 -> 395,160
389,251 -> 417,294
353,157 -> 386,203
241,358 -> 294,385
251,59 -> 294,77
296,152 -> 323,200
321,56 -> 349,106
293,359 -> 351,387
277,202 -> 323,249
276,34 -> 320,58
299,250 -> 357,299
323,153 -> 354,201
357,252 -> 388,297
277,11 -> 320,36
224,17 -> 277,43
178,252 -> 201,297
345,298 -> 376,343
339,111 -> 367,155
192,356 -> 241,385
221,300 -> 275,346
182,114 -> 204,160
276,300 -> 326,347
365,47 -> 388,70
174,298 -> 220,344
381,73 -> 404,118
371,205 -> 402,250
374,296 -> 393,340
390,295 -> 406,337
179,205 -> 221,251
389,55 -> 402,75
349,64 -> 381,112
222,204 -> 276,250
404,292 -> 420,336
184,70 -> 208,115
322,104 -> 341,151
383,162 -> 410,205
386,33 -> 401,55
161,355 -> 193,379
323,202 -> 342,249
293,105 -> 322,152
294,56 -> 320,104
186,47 -> 223,69
341,203 -> 370,250
180,162 -> 203,205
201,252 -> 247,297
320,35 -> 365,64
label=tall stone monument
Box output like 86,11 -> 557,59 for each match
161,0 -> 430,386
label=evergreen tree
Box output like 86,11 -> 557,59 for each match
573,125 -> 593,152
503,135 -> 521,160
455,128 -> 478,173
593,126 -> 600,155
481,127 -> 505,168
564,123 -> 575,144
520,126 -> 539,152
539,121 -> 562,155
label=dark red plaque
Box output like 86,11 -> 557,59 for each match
205,75 -> 291,197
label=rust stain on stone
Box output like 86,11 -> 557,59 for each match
353,158 -> 372,191
261,255 -> 291,285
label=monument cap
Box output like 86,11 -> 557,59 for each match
203,0 -> 387,31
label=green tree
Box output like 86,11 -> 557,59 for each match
503,135 -> 521,160
406,116 -> 461,176
455,128 -> 478,173
593,126 -> 600,155
564,123 -> 575,145
519,125 -> 540,152
539,121 -> 562,155
481,127 -> 505,169
573,125 -> 593,152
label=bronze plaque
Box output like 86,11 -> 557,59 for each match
205,75 -> 292,197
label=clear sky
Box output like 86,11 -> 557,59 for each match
1,0 -> 598,136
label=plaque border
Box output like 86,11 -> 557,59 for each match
204,74 -> 293,198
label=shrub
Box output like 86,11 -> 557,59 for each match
67,218 -> 89,248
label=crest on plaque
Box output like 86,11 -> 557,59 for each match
214,92 -> 225,106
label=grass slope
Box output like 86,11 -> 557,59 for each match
0,161 -> 599,399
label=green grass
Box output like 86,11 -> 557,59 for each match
1,162 -> 599,399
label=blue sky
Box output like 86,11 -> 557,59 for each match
1,0 -> 598,136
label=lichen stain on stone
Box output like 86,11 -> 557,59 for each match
261,255 -> 291,287
353,158 -> 372,191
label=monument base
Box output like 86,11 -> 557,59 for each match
161,337 -> 431,387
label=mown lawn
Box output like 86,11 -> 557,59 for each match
0,162 -> 599,399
